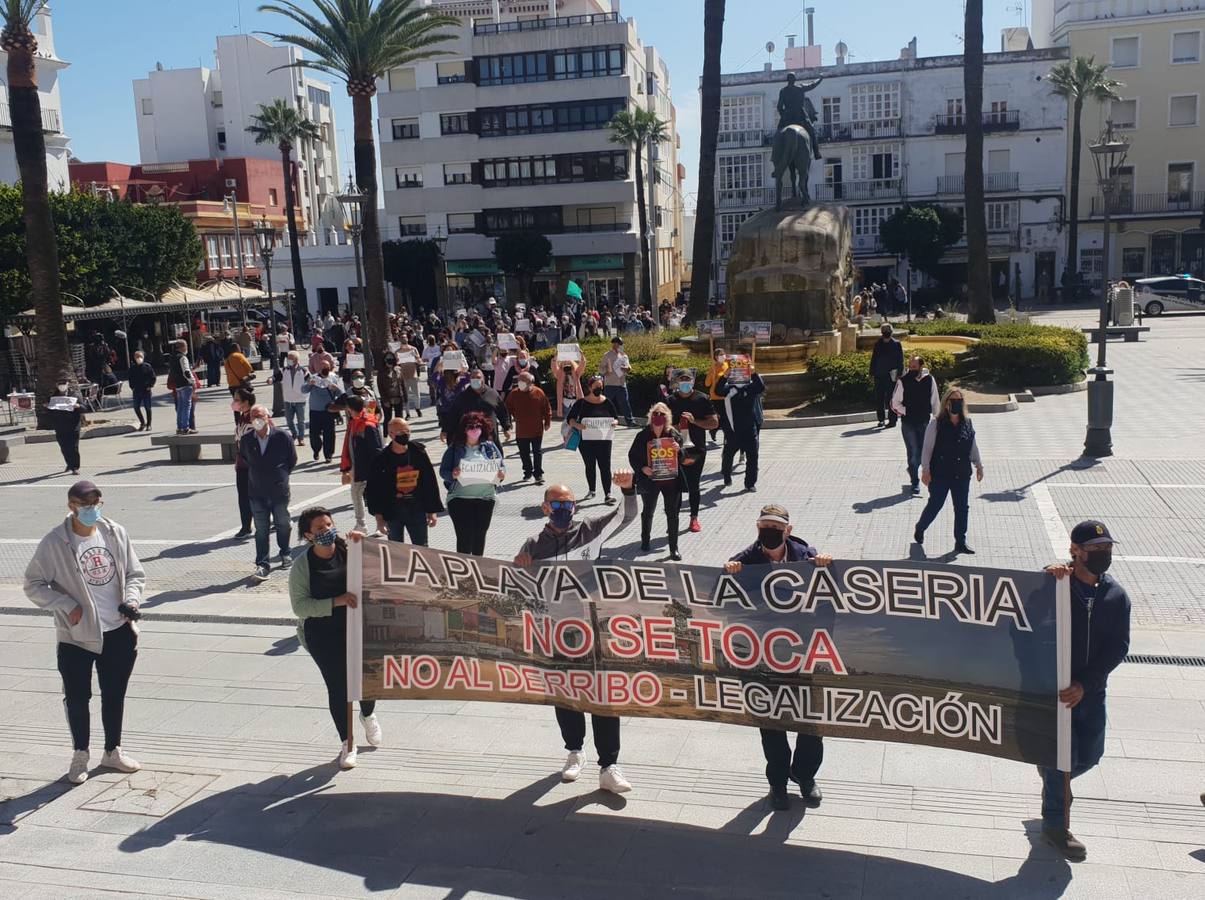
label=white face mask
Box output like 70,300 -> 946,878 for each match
518,382 -> 531,392
252,417 -> 267,431
352,378 -> 365,388
56,383 -> 69,392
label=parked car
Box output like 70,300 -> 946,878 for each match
1134,275 -> 1205,315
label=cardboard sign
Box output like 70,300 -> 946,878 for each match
581,416 -> 615,442
458,456 -> 501,485
48,395 -> 79,411
387,341 -> 402,353
497,333 -> 519,351
739,321 -> 772,344
344,352 -> 366,370
697,319 -> 724,337
726,354 -> 752,385
397,351 -> 418,366
515,318 -> 532,333
647,437 -> 680,481
556,343 -> 582,363
276,335 -> 292,350
441,350 -> 466,372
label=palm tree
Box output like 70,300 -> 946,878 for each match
687,0 -> 725,323
2,0 -> 70,427
247,98 -> 321,330
608,107 -> 668,309
1048,57 -> 1123,290
963,0 -> 994,324
259,0 -> 457,360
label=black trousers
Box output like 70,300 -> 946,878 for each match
556,707 -> 620,768
874,374 -> 897,425
640,484 -> 681,551
721,435 -> 760,488
309,409 -> 336,460
132,390 -> 152,427
55,431 -> 81,470
579,440 -> 612,495
380,401 -> 405,426
304,611 -> 375,742
235,466 -> 252,531
448,496 -> 495,555
57,624 -> 138,752
682,450 -> 706,517
760,729 -> 823,790
517,436 -> 544,478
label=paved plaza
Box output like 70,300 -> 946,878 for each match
1,308 -> 1203,898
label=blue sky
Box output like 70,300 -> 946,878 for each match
54,0 -> 1022,208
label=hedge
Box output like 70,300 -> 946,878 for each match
905,321 -> 1088,386
808,350 -> 958,408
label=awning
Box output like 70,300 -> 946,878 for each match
7,281 -> 270,324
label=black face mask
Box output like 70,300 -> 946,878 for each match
949,400 -> 964,416
591,388 -> 603,397
758,527 -> 785,550
1083,549 -> 1112,576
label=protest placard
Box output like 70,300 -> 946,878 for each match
514,318 -> 532,333
726,354 -> 751,385
457,456 -> 501,485
348,541 -> 1069,768
739,321 -> 772,344
697,319 -> 725,338
647,436 -> 680,481
497,333 -> 519,351
556,344 -> 582,363
344,352 -> 365,370
581,416 -> 615,441
441,350 -> 466,372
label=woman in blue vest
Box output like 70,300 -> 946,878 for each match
913,389 -> 984,555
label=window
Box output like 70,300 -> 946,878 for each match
1111,98 -> 1137,128
437,61 -> 468,84
478,51 -> 550,86
217,130 -> 227,150
481,206 -> 563,234
575,207 -> 618,230
850,82 -> 901,121
552,46 -> 624,81
447,213 -> 476,233
388,68 -> 416,91
391,118 -> 419,140
395,168 -> 422,188
851,142 -> 901,181
440,112 -> 472,135
479,151 -> 627,187
986,201 -> 1013,232
821,97 -> 841,125
205,236 -> 219,270
242,236 -> 256,268
988,99 -> 1009,124
399,216 -> 426,236
219,236 -> 233,269
1151,232 -> 1178,274
268,188 -> 278,206
1114,165 -> 1135,210
717,153 -> 764,200
1111,36 -> 1139,68
988,149 -> 1010,173
945,97 -> 964,124
1169,95 -> 1198,127
307,85 -> 330,109
140,97 -> 153,115
718,211 -> 756,258
1121,247 -> 1146,275
1172,31 -> 1201,64
478,99 -> 626,137
443,163 -> 473,185
212,91 -> 223,107
1168,163 -> 1195,203
720,95 -> 763,134
852,206 -> 900,236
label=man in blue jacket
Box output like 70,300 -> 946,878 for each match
724,503 -> 833,811
239,404 -> 297,581
716,365 -> 766,491
1041,519 -> 1131,861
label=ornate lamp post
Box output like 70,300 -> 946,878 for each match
1083,121 -> 1131,459
254,218 -> 284,417
337,175 -> 373,374
432,225 -> 449,317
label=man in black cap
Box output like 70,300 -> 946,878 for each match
24,481 -> 145,785
1040,520 -> 1131,861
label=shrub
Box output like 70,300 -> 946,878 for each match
906,321 -> 1088,386
531,343 -> 712,416
807,350 -> 958,408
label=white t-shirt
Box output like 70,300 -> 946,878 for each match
72,530 -> 124,632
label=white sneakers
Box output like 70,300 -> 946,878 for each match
337,743 -> 358,770
100,747 -> 140,773
360,713 -> 383,747
561,750 -> 585,782
67,750 -> 89,784
599,764 -> 632,794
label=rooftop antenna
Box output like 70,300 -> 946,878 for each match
1007,2 -> 1024,25
765,41 -> 776,66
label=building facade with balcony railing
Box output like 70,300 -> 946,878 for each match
712,38 -> 1069,301
0,5 -> 71,190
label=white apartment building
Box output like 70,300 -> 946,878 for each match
133,34 -> 341,242
713,36 -> 1071,302
377,0 -> 684,308
0,4 -> 71,190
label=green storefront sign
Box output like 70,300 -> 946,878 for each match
569,255 -> 624,271
446,260 -> 500,276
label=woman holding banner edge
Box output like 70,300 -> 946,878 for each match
439,411 -> 506,555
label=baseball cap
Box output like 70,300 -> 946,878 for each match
757,504 -> 790,525
673,368 -> 695,380
611,336 -> 623,344
1070,520 -> 1116,547
68,480 -> 102,502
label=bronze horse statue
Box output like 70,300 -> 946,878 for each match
771,124 -> 813,210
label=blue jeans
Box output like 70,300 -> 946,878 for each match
174,385 -> 193,432
900,420 -> 926,486
915,475 -> 970,543
132,390 -> 153,427
250,496 -> 291,566
386,504 -> 429,546
284,401 -> 306,441
1041,690 -> 1107,829
603,385 -> 634,423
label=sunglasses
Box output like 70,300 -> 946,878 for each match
548,500 -> 576,511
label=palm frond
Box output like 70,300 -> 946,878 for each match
2,0 -> 46,27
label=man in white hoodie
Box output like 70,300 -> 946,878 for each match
24,481 -> 145,785
891,355 -> 941,496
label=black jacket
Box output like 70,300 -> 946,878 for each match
238,427 -> 297,500
730,534 -> 818,565
127,362 -> 157,394
364,440 -> 445,518
167,351 -> 192,388
627,425 -> 686,493
441,385 -> 511,437
869,337 -> 904,377
1069,573 -> 1131,694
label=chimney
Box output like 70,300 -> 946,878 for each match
787,34 -> 796,49
764,62 -> 773,72
835,40 -> 848,66
806,6 -> 815,45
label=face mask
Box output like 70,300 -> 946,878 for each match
1083,549 -> 1112,576
393,434 -> 409,446
549,505 -> 575,529
76,505 -> 102,527
518,359 -> 529,368
384,357 -> 395,366
470,378 -> 483,391
134,358 -> 144,366
288,358 -> 298,367
591,387 -> 603,397
677,382 -> 693,395
313,527 -> 338,546
949,400 -> 964,416
758,527 -> 785,550
518,382 -> 531,392
465,428 -> 482,443
352,378 -> 365,388
910,368 -> 921,376
57,383 -> 68,392
563,367 -> 573,375
651,413 -> 667,427
252,417 -> 267,431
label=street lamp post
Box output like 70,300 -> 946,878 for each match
223,186 -> 249,332
1082,121 -> 1131,459
337,176 -> 373,376
432,225 -> 449,317
254,219 -> 284,417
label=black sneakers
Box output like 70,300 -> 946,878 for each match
1041,826 -> 1086,861
769,786 -> 790,811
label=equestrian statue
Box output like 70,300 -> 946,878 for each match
772,74 -> 824,210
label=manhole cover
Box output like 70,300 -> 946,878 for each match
79,771 -> 218,817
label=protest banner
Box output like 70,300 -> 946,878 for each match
581,416 -> 615,441
344,352 -> 366,371
457,456 -> 501,485
441,350 -> 466,372
398,351 -> 418,366
515,318 -> 532,333
497,333 -> 519,351
726,354 -> 752,385
347,541 -> 1070,768
646,436 -> 680,482
387,341 -> 402,353
557,344 -> 582,363
739,321 -> 772,343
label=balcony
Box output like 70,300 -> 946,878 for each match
0,105 -> 62,133
1090,190 -> 1205,217
814,179 -> 902,202
936,172 -> 1021,194
951,228 -> 1021,252
816,119 -> 902,143
935,110 -> 1021,134
717,129 -> 774,149
853,234 -> 888,255
473,11 -> 621,35
480,221 -> 632,237
717,186 -> 774,208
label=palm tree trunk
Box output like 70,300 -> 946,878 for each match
688,0 -> 725,323
7,43 -> 71,429
352,93 -> 388,367
1066,97 -> 1083,290
964,0 -> 995,324
634,140 -> 652,308
279,145 -> 307,333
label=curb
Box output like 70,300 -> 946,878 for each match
1029,380 -> 1088,395
763,411 -> 878,429
26,423 -> 137,443
967,396 -> 1019,413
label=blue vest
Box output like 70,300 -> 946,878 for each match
930,419 -> 976,480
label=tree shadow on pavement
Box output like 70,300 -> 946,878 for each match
116,765 -> 1073,898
